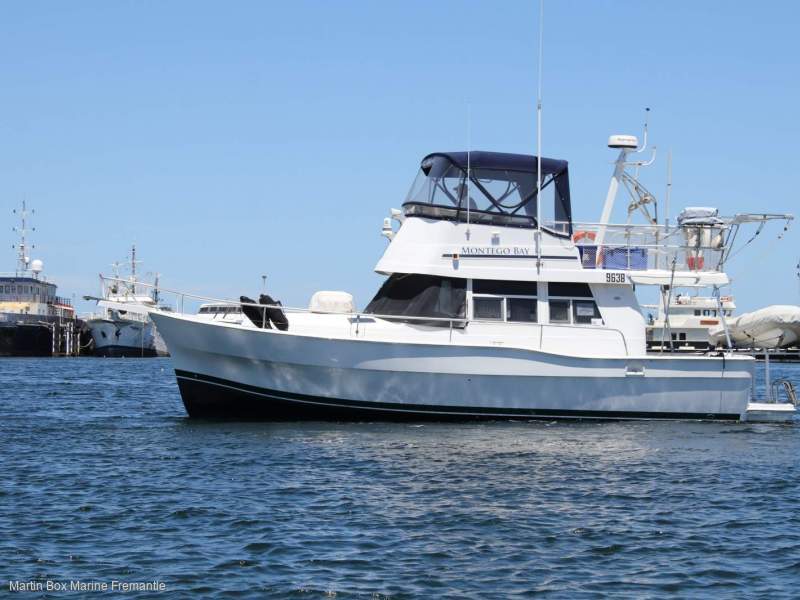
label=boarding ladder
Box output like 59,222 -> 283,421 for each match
771,378 -> 798,406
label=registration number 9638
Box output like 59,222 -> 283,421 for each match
605,272 -> 626,283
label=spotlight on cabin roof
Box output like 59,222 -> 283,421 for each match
608,134 -> 639,150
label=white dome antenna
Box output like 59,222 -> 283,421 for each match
31,259 -> 43,274
608,135 -> 639,150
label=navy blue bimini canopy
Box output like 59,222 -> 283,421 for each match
405,150 -> 572,234
422,151 -> 568,177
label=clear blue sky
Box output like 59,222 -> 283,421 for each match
1,1 -> 798,313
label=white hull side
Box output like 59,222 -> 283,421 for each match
152,313 -> 753,421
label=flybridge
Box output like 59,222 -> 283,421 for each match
402,151 -> 572,233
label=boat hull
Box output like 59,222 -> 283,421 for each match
174,369 -> 743,420
87,318 -> 169,358
0,323 -> 53,357
94,344 -> 163,358
153,313 -> 754,421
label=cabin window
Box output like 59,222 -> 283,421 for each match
572,300 -> 601,324
548,282 -> 601,325
508,298 -> 537,322
473,297 -> 504,320
473,280 -> 538,296
548,283 -> 593,297
694,309 -> 701,316
471,280 -> 538,323
365,274 -> 466,325
549,299 -> 571,323
679,333 -> 687,341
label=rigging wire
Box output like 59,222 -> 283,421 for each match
724,219 -> 793,278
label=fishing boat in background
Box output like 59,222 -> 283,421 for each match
646,293 -> 736,351
106,130 -> 797,422
84,245 -> 169,357
0,202 -> 79,357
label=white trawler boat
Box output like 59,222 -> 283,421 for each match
646,292 -> 736,351
85,246 -> 169,357
114,135 -> 795,422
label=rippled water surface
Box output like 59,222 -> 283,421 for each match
2,358 -> 799,598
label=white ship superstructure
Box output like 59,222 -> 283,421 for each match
646,293 -> 736,351
0,201 -> 78,356
85,246 -> 168,357
106,134 -> 796,422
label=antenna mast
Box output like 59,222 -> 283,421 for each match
535,0 -> 544,270
128,244 -> 141,295
466,103 -> 471,235
665,149 -> 672,227
12,200 -> 34,276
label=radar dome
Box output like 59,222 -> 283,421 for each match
31,259 -> 43,273
608,134 -> 639,150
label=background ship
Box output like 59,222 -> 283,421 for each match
84,245 -> 169,357
0,201 -> 79,356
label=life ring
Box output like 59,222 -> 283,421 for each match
572,230 -> 596,243
687,256 -> 705,271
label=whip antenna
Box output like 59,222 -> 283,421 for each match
467,103 -> 471,234
535,0 -> 544,269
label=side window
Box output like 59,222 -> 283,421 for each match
365,274 -> 467,323
471,280 -> 537,323
549,299 -> 571,323
473,297 -> 503,320
572,300 -> 601,324
694,309 -> 701,316
508,298 -> 537,322
548,283 -> 601,325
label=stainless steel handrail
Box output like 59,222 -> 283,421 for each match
98,276 -> 468,326
99,275 -> 631,354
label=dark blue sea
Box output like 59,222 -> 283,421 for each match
2,358 -> 799,598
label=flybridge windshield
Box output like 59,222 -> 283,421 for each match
403,152 -> 572,234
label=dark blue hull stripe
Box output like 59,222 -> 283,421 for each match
174,370 -> 740,421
